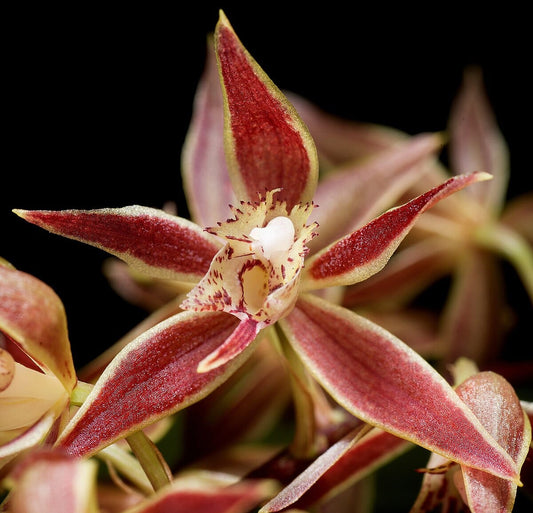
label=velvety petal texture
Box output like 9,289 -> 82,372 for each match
280,294 -> 519,482
215,11 -> 318,211
456,372 -> 531,512
56,311 -> 254,457
303,172 -> 492,290
14,206 -> 221,283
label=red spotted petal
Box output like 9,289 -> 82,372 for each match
14,206 -> 221,283
0,265 -> 75,391
55,311 -> 252,457
215,12 -> 318,210
279,294 -> 519,482
303,171 -> 492,290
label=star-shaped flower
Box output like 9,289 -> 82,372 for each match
14,12 -> 521,486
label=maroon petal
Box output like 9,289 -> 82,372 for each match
55,311 -> 252,457
15,206 -> 221,283
279,294 -> 519,482
303,172 -> 491,290
215,12 -> 318,210
261,428 -> 410,512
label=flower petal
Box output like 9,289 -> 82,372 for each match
126,474 -> 278,513
14,206 -> 221,283
261,428 -> 410,512
181,39 -> 235,227
342,237 -> 455,308
287,91 -> 407,166
55,311 -> 251,457
441,250 -> 505,366
215,11 -> 318,210
197,318 -> 261,373
0,266 -> 75,391
279,294 -> 519,482
449,67 -> 510,214
7,449 -> 98,513
302,171 -> 492,290
310,132 -> 445,251
456,372 -> 531,512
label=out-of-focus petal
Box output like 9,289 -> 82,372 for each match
448,67 -> 510,215
215,12 -> 318,210
55,311 -> 253,458
15,206 -> 222,283
303,172 -> 492,290
286,91 -> 407,167
6,449 -> 98,513
342,237 -> 455,308
441,250 -> 505,366
126,473 -> 279,513
456,372 -> 531,513
181,39 -> 235,227
280,294 -> 519,482
0,266 -> 75,391
501,192 -> 533,244
309,133 -> 445,252
261,427 -> 410,512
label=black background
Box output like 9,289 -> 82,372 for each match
4,3 -> 532,368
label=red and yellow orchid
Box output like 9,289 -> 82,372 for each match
13,12 -> 524,492
0,260 -> 77,470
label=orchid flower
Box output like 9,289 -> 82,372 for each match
14,12 -> 522,488
0,260 -> 77,470
410,360 -> 531,513
343,67 -> 533,368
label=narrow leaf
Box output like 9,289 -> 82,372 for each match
14,206 -> 221,283
279,294 -> 519,482
215,11 -> 318,210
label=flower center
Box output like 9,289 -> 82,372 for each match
249,216 -> 295,265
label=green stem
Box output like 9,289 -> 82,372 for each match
476,222 -> 533,303
98,444 -> 153,495
70,380 -> 94,406
126,430 -> 172,492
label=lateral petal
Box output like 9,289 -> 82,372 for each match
302,172 -> 492,290
310,132 -> 444,252
181,39 -> 235,227
215,11 -> 318,210
55,311 -> 250,457
279,294 -> 519,481
0,266 -> 75,391
14,206 -> 221,283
